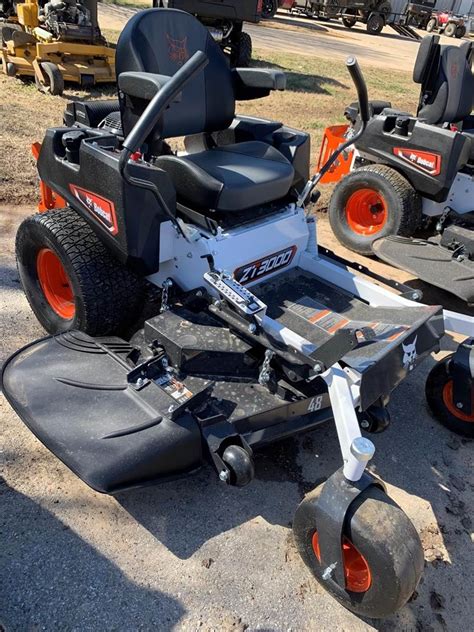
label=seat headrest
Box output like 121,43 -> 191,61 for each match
413,35 -> 440,85
417,36 -> 474,125
116,8 -> 235,139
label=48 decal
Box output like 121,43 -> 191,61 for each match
234,246 -> 297,284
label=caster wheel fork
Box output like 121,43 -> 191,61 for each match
293,470 -> 424,618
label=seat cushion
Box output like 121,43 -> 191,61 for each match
155,141 -> 295,212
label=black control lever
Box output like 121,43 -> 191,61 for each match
297,55 -> 370,207
120,51 -> 209,166
345,56 -> 369,123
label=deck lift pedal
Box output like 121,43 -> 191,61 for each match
2,8 -> 473,619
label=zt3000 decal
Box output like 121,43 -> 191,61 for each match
393,148 -> 441,176
234,246 -> 297,284
69,185 -> 119,235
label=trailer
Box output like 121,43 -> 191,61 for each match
152,0 -> 261,66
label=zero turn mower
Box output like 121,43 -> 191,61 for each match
0,0 -> 115,94
320,35 -> 474,307
2,9 -> 474,618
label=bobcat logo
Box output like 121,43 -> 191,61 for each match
402,336 -> 418,372
166,34 -> 189,65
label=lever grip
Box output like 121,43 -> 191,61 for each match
121,51 -> 209,160
346,56 -> 370,123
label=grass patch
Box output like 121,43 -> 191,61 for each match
0,47 -> 418,206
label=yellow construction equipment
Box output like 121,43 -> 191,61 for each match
0,0 -> 115,94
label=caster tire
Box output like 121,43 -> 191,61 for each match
444,22 -> 456,37
426,356 -> 474,437
222,445 -> 254,487
426,18 -> 437,32
35,61 -> 64,96
328,164 -> 421,255
16,208 -> 144,336
230,31 -> 252,68
293,483 -> 424,618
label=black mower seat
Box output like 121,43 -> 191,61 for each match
155,141 -> 294,212
463,130 -> 474,162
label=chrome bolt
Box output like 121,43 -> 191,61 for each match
456,402 -> 464,409
313,362 -> 323,373
350,436 -> 375,462
195,290 -> 203,297
219,470 -> 229,482
136,377 -> 145,388
322,563 -> 337,581
248,323 -> 257,334
360,419 -> 370,430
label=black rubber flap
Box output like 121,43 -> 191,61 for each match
373,235 -> 474,304
1,332 -> 203,493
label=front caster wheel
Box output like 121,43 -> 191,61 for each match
426,355 -> 474,437
293,483 -> 423,618
221,445 -> 254,487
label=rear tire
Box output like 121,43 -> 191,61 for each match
16,208 -> 144,336
261,0 -> 277,19
35,61 -> 64,96
366,13 -> 384,34
293,483 -> 424,618
455,25 -> 466,38
231,31 -> 252,67
0,23 -> 22,45
426,18 -> 437,32
426,356 -> 474,437
328,165 -> 421,255
444,22 -> 456,37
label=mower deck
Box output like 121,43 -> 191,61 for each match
2,267 -> 442,493
373,235 -> 474,305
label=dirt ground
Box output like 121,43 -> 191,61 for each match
1,7 -> 473,632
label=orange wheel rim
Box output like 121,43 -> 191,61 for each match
345,188 -> 388,236
36,248 -> 75,319
312,531 -> 372,593
442,381 -> 474,423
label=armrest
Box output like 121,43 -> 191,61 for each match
118,71 -> 181,102
231,68 -> 286,101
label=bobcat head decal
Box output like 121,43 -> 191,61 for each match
402,336 -> 418,372
166,34 -> 189,66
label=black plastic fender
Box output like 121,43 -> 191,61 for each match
1,332 -> 203,493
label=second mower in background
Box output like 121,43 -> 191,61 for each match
0,0 -> 115,95
322,35 -> 474,305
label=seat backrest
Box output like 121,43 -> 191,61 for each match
115,8 -> 236,139
414,35 -> 474,125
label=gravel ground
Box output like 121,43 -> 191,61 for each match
1,205 -> 473,632
1,7 -> 473,631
